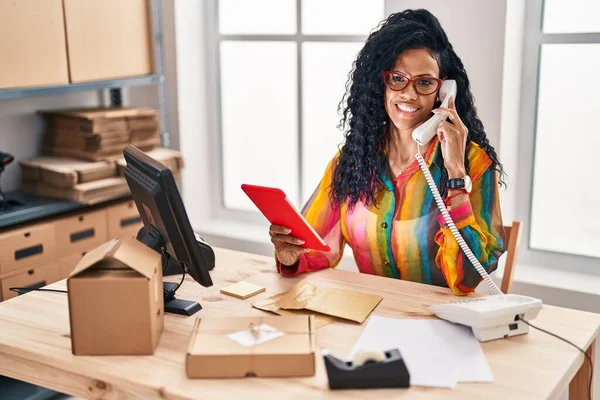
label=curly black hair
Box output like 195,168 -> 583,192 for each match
332,9 -> 505,208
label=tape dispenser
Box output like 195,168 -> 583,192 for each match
323,348 -> 410,390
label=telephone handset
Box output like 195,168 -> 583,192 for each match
412,79 -> 457,146
410,79 -> 543,341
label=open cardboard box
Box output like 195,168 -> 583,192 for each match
67,236 -> 163,355
187,315 -> 316,378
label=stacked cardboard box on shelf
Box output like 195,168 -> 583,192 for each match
20,156 -> 128,205
18,107 -> 188,205
41,107 -> 161,161
19,151 -> 186,205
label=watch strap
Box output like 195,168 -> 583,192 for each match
446,178 -> 465,190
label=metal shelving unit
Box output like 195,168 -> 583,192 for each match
0,0 -> 169,146
0,0 -> 168,231
0,75 -> 158,101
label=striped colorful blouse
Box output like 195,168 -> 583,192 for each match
277,136 -> 506,295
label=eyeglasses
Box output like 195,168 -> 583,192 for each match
382,71 -> 443,95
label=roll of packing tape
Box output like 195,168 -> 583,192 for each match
352,349 -> 386,366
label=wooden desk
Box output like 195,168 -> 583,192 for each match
0,247 -> 598,399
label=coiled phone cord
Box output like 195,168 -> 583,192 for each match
415,151 -> 503,295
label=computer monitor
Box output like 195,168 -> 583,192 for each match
123,145 -> 214,314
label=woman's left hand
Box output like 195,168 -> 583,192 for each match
433,96 -> 469,178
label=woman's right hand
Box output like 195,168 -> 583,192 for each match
269,224 -> 310,266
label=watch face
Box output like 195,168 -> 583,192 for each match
464,175 -> 472,193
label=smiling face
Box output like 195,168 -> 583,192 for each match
384,48 -> 441,131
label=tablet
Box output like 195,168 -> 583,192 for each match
241,184 -> 331,252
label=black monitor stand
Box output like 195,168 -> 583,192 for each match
138,226 -> 202,316
157,243 -> 202,316
163,281 -> 202,316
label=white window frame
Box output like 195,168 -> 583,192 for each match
204,0 -> 375,226
514,0 -> 600,275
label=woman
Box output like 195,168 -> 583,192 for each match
269,9 -> 506,295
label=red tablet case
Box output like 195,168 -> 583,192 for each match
241,184 -> 331,252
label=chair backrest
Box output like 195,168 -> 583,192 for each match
500,220 -> 523,294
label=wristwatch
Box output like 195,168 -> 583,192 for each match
446,175 -> 472,193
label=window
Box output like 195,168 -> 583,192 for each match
207,0 -> 384,216
518,0 -> 600,272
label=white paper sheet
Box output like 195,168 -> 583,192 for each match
350,317 -> 493,388
227,324 -> 284,347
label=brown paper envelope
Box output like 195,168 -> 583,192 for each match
274,280 -> 382,324
252,292 -> 338,329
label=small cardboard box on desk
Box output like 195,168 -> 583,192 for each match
67,236 -> 164,355
187,315 -> 316,378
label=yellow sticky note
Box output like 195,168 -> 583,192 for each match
221,281 -> 266,300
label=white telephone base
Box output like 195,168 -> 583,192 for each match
427,294 -> 543,342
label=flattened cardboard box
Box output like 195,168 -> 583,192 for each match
41,107 -> 158,120
43,131 -> 129,152
116,148 -> 184,176
128,118 -> 159,132
20,156 -> 116,188
67,237 -> 164,355
21,177 -> 129,205
46,138 -> 160,161
187,315 -> 316,378
46,125 -> 131,140
41,107 -> 158,133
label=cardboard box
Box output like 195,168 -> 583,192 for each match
106,200 -> 143,240
186,316 -> 316,378
116,148 -> 184,176
0,0 -> 69,89
41,108 -> 158,134
55,209 -> 108,257
20,157 -> 116,188
128,118 -> 159,132
43,131 -> 129,153
0,222 -> 57,276
21,177 -> 130,205
130,130 -> 160,146
67,237 -> 164,355
46,140 -> 159,161
46,126 -> 131,140
47,116 -> 127,134
63,0 -> 152,82
0,261 -> 60,301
